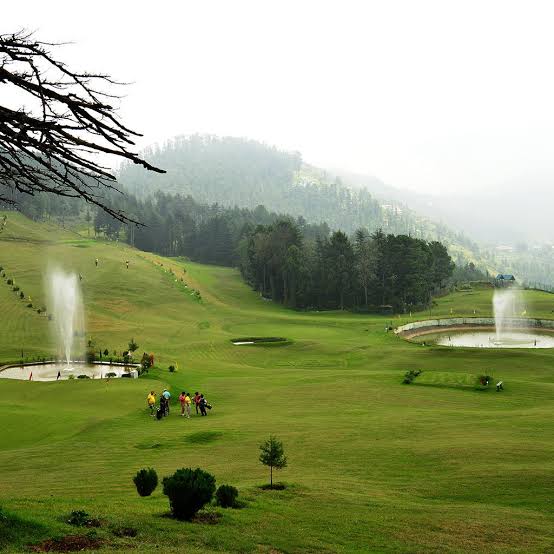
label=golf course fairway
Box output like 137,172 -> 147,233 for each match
0,212 -> 553,553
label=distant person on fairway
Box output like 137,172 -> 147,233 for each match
125,260 -> 129,269
57,370 -> 61,381
95,258 -> 98,267
162,389 -> 171,415
147,391 -> 156,415
194,391 -> 201,415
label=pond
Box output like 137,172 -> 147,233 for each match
0,362 -> 138,381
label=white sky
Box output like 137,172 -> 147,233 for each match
3,0 -> 554,194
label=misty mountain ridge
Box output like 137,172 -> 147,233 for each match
332,168 -> 554,245
118,134 -> 477,252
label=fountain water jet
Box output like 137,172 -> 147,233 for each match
493,287 -> 524,344
48,268 -> 84,364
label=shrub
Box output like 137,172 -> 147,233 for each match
103,349 -> 109,356
19,291 -> 24,299
133,468 -> 158,497
26,303 -> 32,308
105,372 -> 117,378
403,369 -> 422,384
68,374 -> 75,380
215,484 -> 238,508
85,350 -> 96,363
6,278 -> 12,285
128,338 -> 138,352
140,352 -> 152,370
77,374 -> 90,379
12,286 -> 19,292
67,510 -> 100,527
168,365 -> 176,373
162,467 -> 216,520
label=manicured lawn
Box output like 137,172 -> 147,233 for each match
0,213 -> 553,553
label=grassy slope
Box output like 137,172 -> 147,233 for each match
0,212 -> 553,553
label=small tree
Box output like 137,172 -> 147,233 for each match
133,468 -> 158,497
259,435 -> 287,489
128,338 -> 138,353
162,468 -> 216,520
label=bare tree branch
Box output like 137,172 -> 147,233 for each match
0,30 -> 165,223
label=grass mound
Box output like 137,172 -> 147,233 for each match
414,371 -> 494,391
186,431 -> 224,444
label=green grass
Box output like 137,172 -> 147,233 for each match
0,212 -> 553,553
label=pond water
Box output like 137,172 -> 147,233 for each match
0,362 -> 136,381
429,331 -> 554,349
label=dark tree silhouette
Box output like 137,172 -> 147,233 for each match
0,30 -> 164,222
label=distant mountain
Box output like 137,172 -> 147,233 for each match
118,134 -> 486,267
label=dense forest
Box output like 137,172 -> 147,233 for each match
240,224 -> 454,311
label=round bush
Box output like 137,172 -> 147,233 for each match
162,467 -> 216,520
215,484 -> 238,508
133,468 -> 158,497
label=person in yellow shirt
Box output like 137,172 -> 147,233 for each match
147,391 -> 156,415
184,392 -> 191,418
179,391 -> 192,418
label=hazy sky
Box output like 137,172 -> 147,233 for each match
3,0 -> 554,194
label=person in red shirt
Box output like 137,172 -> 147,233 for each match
179,391 -> 186,416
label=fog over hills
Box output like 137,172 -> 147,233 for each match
333,169 -> 554,246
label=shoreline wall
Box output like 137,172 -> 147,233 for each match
396,317 -> 554,336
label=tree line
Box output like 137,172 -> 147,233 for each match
5,188 -> 454,312
240,223 -> 453,311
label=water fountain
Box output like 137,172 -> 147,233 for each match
48,268 -> 84,364
397,285 -> 554,348
492,287 -> 523,345
0,267 -> 137,381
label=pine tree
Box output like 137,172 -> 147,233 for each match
259,436 -> 287,489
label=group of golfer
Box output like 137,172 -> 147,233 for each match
146,389 -> 211,419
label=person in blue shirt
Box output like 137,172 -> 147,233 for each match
162,389 -> 171,416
